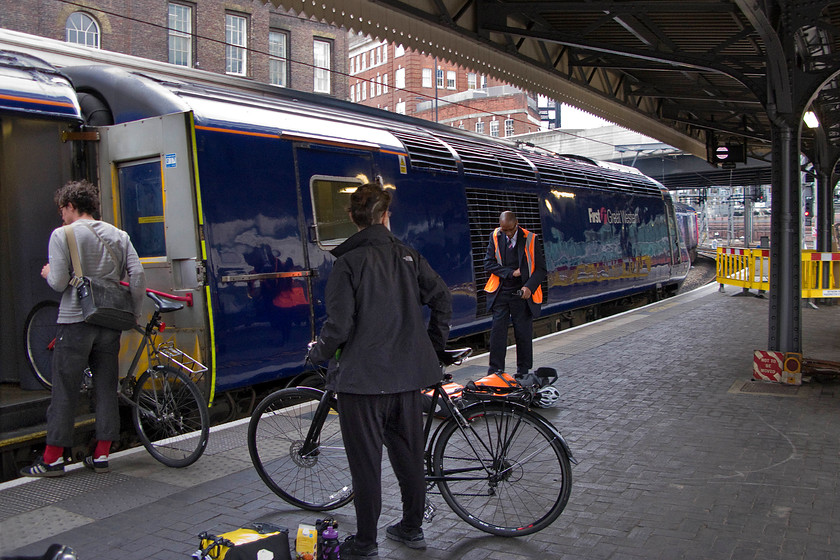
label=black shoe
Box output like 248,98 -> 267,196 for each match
20,456 -> 65,478
386,522 -> 427,550
83,455 -> 110,473
339,535 -> 378,559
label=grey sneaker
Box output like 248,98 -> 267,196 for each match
386,522 -> 427,549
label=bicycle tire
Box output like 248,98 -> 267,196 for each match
248,387 -> 353,511
23,301 -> 59,389
132,366 -> 209,468
432,400 -> 572,536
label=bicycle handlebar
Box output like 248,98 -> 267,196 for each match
119,281 -> 194,307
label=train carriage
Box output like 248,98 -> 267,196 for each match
0,30 -> 689,406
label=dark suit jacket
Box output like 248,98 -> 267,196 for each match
483,226 -> 547,316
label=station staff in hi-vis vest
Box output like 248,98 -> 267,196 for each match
483,211 -> 547,377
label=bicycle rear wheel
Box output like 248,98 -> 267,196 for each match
132,366 -> 209,468
248,387 -> 353,511
23,301 -> 59,389
432,401 -> 572,536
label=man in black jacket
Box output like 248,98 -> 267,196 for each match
308,182 -> 452,559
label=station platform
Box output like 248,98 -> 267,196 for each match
2,282 -> 839,560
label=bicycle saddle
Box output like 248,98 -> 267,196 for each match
147,292 -> 184,313
440,348 -> 472,366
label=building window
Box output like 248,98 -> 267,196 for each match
374,48 -> 380,66
66,12 -> 100,48
269,31 -> 288,87
376,75 -> 382,96
168,3 -> 192,66
467,73 -> 476,90
481,74 -> 487,88
361,81 -> 366,100
395,67 -> 405,89
422,68 -> 432,88
350,58 -> 355,75
361,52 -> 367,70
225,14 -> 247,75
490,119 -> 499,137
382,44 -> 387,63
447,71 -> 456,89
505,118 -> 515,137
383,74 -> 388,93
395,44 -> 405,57
436,69 -> 444,88
350,84 -> 355,102
459,121 -> 464,129
313,39 -> 331,93
476,121 -> 484,134
396,100 -> 406,114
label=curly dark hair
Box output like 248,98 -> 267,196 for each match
54,180 -> 100,217
347,182 -> 392,228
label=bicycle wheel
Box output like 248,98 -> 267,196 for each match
23,301 -> 59,389
132,366 -> 210,468
248,387 -> 353,511
432,400 -> 572,536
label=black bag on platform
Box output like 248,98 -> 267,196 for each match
64,224 -> 136,331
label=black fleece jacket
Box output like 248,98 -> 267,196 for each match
309,224 -> 452,394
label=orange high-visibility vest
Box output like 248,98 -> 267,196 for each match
483,227 -> 543,304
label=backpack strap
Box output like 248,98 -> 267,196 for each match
63,225 -> 84,288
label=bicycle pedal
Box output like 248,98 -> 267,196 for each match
423,498 -> 436,522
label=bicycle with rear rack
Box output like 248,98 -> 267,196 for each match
23,289 -> 210,468
247,348 -> 575,537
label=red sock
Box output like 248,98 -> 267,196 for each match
94,440 -> 111,458
43,444 -> 63,464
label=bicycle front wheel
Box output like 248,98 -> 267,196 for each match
433,401 -> 572,536
132,366 -> 210,468
24,301 -> 59,389
248,387 -> 353,511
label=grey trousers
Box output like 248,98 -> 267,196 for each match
46,322 -> 122,447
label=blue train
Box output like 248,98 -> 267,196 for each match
0,30 -> 689,404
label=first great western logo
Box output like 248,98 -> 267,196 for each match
588,207 -> 640,225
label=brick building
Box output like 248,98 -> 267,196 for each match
0,1 -> 348,97
348,34 -> 542,137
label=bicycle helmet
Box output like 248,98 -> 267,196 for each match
533,386 -> 561,408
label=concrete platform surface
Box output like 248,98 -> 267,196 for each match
2,283 -> 839,560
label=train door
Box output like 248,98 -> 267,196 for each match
96,112 -> 209,391
293,143 -> 376,338
664,197 -> 688,272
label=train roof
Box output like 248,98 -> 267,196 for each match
0,50 -> 81,122
0,28 -> 665,198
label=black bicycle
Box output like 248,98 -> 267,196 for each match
247,349 -> 575,537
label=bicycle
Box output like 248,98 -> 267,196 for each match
247,348 -> 575,537
23,290 -> 210,468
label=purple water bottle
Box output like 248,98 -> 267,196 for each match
321,523 -> 339,560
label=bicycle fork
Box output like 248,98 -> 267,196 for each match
299,390 -> 335,457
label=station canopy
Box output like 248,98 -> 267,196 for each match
264,1 -> 840,171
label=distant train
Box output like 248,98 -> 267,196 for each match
0,30 -> 690,404
674,202 -> 700,262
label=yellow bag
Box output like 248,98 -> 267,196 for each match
193,523 -> 291,560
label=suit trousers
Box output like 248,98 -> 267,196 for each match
46,322 -> 121,447
336,391 -> 426,548
488,289 -> 534,376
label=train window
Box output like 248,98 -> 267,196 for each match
117,159 -> 165,258
310,177 -> 363,248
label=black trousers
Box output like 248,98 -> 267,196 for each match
336,391 -> 426,548
488,289 -> 533,376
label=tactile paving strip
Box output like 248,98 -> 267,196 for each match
0,471 -> 132,520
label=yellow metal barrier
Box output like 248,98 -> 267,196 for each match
802,251 -> 840,298
716,247 -> 770,292
716,248 -> 840,297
